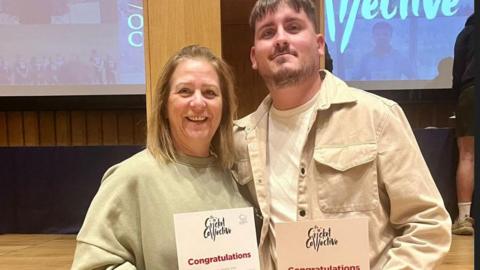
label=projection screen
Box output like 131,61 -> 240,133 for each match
0,0 -> 145,96
324,0 -> 474,90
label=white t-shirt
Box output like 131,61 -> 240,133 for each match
267,91 -> 319,263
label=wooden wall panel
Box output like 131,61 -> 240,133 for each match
71,111 -> 87,146
23,111 -> 39,146
436,103 -> 456,128
400,103 -> 456,129
118,111 -> 135,145
134,111 -> 146,145
0,112 -> 7,146
221,0 -> 269,117
7,112 -> 24,146
144,0 -> 222,121
0,109 -> 146,146
86,111 -> 102,145
39,111 -> 56,146
102,111 -> 118,145
55,111 -> 72,146
221,24 -> 268,117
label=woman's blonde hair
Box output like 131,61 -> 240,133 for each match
147,45 -> 237,168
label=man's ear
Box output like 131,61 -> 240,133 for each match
250,46 -> 258,70
316,33 -> 325,57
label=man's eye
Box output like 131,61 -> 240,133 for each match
260,29 -> 274,39
287,24 -> 301,33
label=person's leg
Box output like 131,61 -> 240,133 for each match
452,85 -> 475,235
456,136 -> 474,215
452,136 -> 475,235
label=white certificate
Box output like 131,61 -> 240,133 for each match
174,207 -> 260,270
276,217 -> 369,270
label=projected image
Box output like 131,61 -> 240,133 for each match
0,0 -> 145,95
324,0 -> 474,90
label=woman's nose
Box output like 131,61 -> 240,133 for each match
189,91 -> 206,109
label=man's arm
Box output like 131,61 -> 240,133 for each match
376,103 -> 451,269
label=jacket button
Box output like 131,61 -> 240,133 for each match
300,167 -> 306,176
299,209 -> 306,217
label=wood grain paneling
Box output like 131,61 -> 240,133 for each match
144,0 -> 222,121
0,112 -> 7,146
0,109 -> 146,147
23,111 -> 39,146
118,111 -> 135,145
55,111 -> 71,146
86,111 -> 102,145
221,23 -> 268,117
101,111 -> 118,145
0,234 -> 472,270
70,111 -> 87,146
221,0 -> 268,117
39,111 -> 56,146
134,110 -> 146,145
7,112 -> 24,146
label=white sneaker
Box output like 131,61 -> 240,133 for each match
452,217 -> 474,235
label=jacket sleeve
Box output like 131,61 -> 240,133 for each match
376,103 -> 451,269
71,166 -> 141,270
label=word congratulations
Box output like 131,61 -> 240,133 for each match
203,216 -> 232,241
188,252 -> 252,265
288,265 -> 360,270
325,0 -> 460,53
305,226 -> 338,251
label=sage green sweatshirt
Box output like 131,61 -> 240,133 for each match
71,150 -> 251,270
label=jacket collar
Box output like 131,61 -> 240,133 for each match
234,70 -> 357,130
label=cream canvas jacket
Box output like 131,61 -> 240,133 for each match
232,71 -> 451,270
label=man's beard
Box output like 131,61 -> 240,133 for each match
263,59 -> 318,89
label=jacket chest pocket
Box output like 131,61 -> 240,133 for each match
313,143 -> 379,213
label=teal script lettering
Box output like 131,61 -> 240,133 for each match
325,0 -> 460,53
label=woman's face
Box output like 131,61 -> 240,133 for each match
167,58 -> 223,157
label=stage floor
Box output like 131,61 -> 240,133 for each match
0,234 -> 474,269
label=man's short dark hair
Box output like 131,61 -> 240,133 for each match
372,21 -> 393,35
249,0 -> 319,33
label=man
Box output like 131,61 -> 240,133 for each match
232,1 -> 451,269
451,13 -> 475,235
352,21 -> 416,80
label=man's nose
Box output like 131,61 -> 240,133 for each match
274,28 -> 289,48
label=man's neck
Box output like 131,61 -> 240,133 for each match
375,45 -> 392,56
268,74 -> 322,110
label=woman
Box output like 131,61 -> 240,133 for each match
71,45 -> 251,269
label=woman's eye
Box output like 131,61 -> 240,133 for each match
178,88 -> 191,96
204,89 -> 218,98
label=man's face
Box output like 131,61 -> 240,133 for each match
373,27 -> 392,49
250,3 -> 324,88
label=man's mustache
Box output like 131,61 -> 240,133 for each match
269,45 -> 297,60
